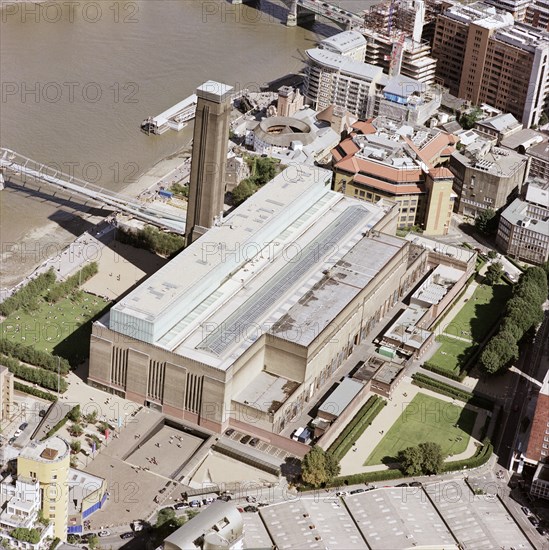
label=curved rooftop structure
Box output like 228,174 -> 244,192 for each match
254,116 -> 316,148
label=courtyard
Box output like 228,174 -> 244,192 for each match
364,392 -> 478,466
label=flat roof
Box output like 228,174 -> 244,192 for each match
373,362 -> 404,385
429,479 -> 534,549
233,371 -> 299,414
67,469 -> 105,515
526,178 -> 549,208
260,497 -> 366,549
306,48 -> 383,82
405,234 -> 476,264
107,165 -> 396,371
344,487 -> 458,549
501,198 -> 549,236
320,30 -> 366,54
318,378 -> 363,417
383,305 -> 432,348
196,80 -> 233,103
500,128 -> 545,150
412,265 -> 464,305
18,436 -> 69,464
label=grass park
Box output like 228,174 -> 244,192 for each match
364,393 -> 477,466
1,291 -> 110,366
427,282 -> 512,376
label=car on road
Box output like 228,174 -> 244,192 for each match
521,506 -> 532,516
528,516 -> 539,527
98,530 -> 110,537
349,488 -> 365,495
249,437 -> 259,447
240,435 -> 251,444
120,532 -> 135,539
174,502 -> 188,510
225,428 -> 235,436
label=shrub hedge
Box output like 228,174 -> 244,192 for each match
2,355 -> 68,392
0,270 -> 56,316
0,339 -> 70,374
14,381 -> 58,402
328,396 -> 386,461
43,417 -> 68,440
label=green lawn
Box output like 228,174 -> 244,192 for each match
428,336 -> 478,376
364,393 -> 477,466
1,292 -> 110,366
444,283 -> 511,343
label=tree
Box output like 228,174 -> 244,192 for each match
397,445 -> 424,476
67,404 -> 81,422
156,507 -> 176,528
485,262 -> 504,285
231,179 -> 257,206
459,107 -> 482,130
487,250 -> 497,259
418,442 -> 444,474
88,534 -> 99,549
325,451 -> 341,480
475,209 -> 498,235
69,423 -> 83,437
70,440 -> 81,454
83,410 -> 98,425
539,111 -> 549,126
480,333 -> 519,373
301,446 -> 329,487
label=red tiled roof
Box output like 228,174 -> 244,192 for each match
351,120 -> 376,135
353,173 -> 424,195
336,156 -> 423,182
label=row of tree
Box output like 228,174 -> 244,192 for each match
0,339 -> 70,374
0,270 -> 56,316
481,266 -> 548,373
45,262 -> 98,303
117,225 -> 185,257
1,354 -> 68,392
301,446 -> 341,487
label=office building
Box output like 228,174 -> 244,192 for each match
185,81 -> 233,245
527,140 -> 549,180
485,0 -> 532,19
449,136 -> 528,218
89,165 -> 430,437
17,437 -> 70,541
332,118 -> 457,234
525,369 -> 549,463
432,2 -> 549,127
0,366 -> 13,422
525,0 -> 549,30
304,47 -> 439,125
496,178 -> 549,264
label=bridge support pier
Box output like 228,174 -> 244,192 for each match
286,1 -> 316,26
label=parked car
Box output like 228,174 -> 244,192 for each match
246,496 -> 257,503
13,429 -> 22,438
528,516 -> 539,527
240,435 -> 251,444
189,499 -> 201,508
336,491 -> 348,497
120,532 -> 135,539
8,437 -> 16,445
131,521 -> 144,532
396,483 -> 409,487
38,409 -> 46,417
349,488 -> 365,495
19,422 -> 28,431
159,487 -> 167,494
225,428 -> 235,436
249,437 -> 259,447
174,502 -> 188,510
244,505 -> 258,513
98,530 -> 110,537
409,482 -> 422,487
521,506 -> 532,516
536,526 -> 547,536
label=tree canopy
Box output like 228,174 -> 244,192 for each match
398,442 -> 445,475
485,262 -> 504,285
301,446 -> 341,487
